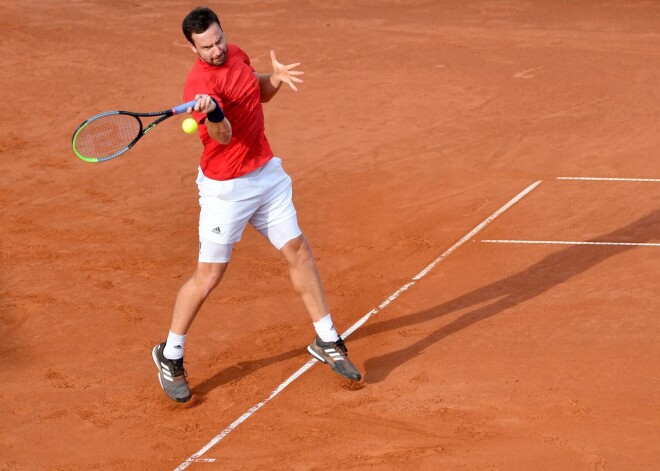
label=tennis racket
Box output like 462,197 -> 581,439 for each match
71,100 -> 197,163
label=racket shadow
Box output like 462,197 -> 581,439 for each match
354,209 -> 659,384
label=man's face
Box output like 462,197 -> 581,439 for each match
189,22 -> 227,66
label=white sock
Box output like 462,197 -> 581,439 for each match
313,314 -> 340,343
164,331 -> 186,360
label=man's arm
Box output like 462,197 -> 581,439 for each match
256,73 -> 283,103
256,50 -> 304,103
207,116 -> 232,145
190,94 -> 232,145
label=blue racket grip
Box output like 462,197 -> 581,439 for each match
171,100 -> 198,115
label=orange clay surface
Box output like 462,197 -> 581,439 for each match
2,1 -> 659,470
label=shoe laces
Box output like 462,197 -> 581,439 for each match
168,357 -> 187,377
334,337 -> 348,355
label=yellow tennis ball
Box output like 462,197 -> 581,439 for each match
182,118 -> 198,134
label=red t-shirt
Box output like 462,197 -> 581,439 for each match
183,44 -> 273,180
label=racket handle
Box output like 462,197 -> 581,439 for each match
171,100 -> 198,115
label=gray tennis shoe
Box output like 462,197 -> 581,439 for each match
307,336 -> 362,381
152,342 -> 192,403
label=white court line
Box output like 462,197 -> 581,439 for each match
174,180 -> 543,470
557,177 -> 660,182
482,239 -> 660,247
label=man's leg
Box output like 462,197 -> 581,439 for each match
154,165 -> 257,401
279,234 -> 362,381
279,234 -> 327,323
252,159 -> 360,380
171,261 -> 228,334
153,261 -> 228,402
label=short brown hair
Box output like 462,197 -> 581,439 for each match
182,7 -> 222,43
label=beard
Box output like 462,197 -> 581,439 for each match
203,49 -> 227,66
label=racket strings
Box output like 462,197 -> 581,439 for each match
74,114 -> 140,159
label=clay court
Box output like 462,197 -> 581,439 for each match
2,1 -> 659,470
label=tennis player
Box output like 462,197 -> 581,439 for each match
152,6 -> 361,402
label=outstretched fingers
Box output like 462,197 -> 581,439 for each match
270,50 -> 305,91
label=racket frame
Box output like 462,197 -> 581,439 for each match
72,100 -> 197,163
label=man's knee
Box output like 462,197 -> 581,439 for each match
194,262 -> 228,292
282,235 -> 314,266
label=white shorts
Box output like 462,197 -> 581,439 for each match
197,157 -> 302,263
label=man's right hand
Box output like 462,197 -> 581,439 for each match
192,94 -> 232,145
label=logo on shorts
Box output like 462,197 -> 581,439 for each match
211,227 -> 223,235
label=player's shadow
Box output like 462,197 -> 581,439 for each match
193,348 -> 306,399
353,208 -> 659,384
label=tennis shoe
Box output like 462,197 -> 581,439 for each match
152,342 -> 191,403
307,336 -> 362,381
